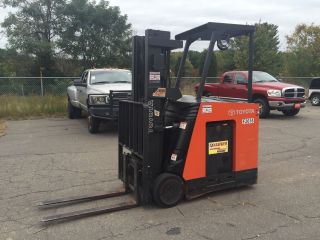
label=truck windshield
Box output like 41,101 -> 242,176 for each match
253,72 -> 278,83
90,71 -> 132,85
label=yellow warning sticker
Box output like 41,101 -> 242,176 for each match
208,140 -> 228,155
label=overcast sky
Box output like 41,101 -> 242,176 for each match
109,0 -> 320,50
1,0 -> 320,50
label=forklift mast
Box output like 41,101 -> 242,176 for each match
132,30 -> 182,102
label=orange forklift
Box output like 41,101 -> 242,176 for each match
39,22 -> 259,223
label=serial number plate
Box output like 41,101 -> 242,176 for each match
242,118 -> 255,125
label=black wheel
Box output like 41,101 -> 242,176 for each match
310,94 -> 320,106
88,115 -> 100,134
152,173 -> 184,208
68,99 -> 81,119
203,91 -> 211,97
253,98 -> 270,118
282,108 -> 300,116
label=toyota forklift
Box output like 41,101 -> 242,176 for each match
39,22 -> 259,223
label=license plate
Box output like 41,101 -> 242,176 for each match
294,103 -> 301,109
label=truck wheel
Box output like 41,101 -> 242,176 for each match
310,94 -> 320,106
68,99 -> 81,119
88,116 -> 100,134
203,91 -> 211,97
282,108 -> 300,116
253,98 -> 270,118
153,173 -> 184,208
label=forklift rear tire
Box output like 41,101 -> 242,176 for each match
153,173 -> 184,208
253,98 -> 270,118
88,116 -> 100,134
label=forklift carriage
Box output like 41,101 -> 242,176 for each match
39,22 -> 259,223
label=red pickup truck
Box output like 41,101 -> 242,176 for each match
197,71 -> 306,118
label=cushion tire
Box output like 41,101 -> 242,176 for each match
152,173 -> 184,208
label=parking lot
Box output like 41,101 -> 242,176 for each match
0,106 -> 320,240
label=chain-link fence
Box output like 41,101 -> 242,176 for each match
0,77 -> 78,96
0,76 -> 315,96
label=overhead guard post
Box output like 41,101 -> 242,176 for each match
248,31 -> 254,103
196,32 -> 216,101
175,39 -> 193,89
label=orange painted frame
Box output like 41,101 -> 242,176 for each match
183,102 -> 259,181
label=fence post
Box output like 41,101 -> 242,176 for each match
40,69 -> 44,96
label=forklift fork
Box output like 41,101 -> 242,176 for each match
38,188 -> 127,208
39,144 -> 143,224
39,187 -> 138,224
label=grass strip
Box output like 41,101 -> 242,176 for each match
0,95 -> 67,120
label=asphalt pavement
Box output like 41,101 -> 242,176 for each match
0,106 -> 320,240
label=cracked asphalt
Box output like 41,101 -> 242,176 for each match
0,106 -> 320,240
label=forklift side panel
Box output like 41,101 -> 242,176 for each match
183,101 -> 259,181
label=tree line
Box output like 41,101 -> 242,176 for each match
0,0 -> 132,77
0,0 -> 319,78
171,22 -> 320,78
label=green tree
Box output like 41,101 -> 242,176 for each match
170,52 -> 193,77
0,48 -> 34,77
188,50 -> 202,70
0,49 -> 17,77
285,24 -> 320,77
215,49 -> 236,75
198,49 -> 217,78
57,0 -> 132,69
232,22 -> 282,76
1,0 -> 66,76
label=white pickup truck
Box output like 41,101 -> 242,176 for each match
67,68 -> 132,133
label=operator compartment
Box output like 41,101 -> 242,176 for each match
163,98 -> 199,176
